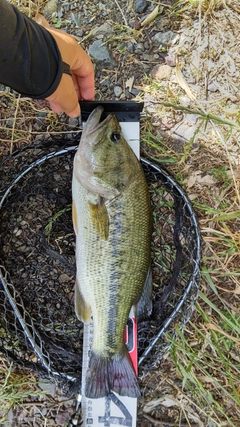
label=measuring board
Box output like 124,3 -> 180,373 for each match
78,101 -> 144,427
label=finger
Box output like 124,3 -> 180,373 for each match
71,50 -> 95,100
48,100 -> 63,113
46,74 -> 81,117
72,72 -> 95,101
72,73 -> 81,100
67,102 -> 80,117
49,98 -> 80,117
78,73 -> 95,100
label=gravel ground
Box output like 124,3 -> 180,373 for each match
1,0 -> 240,426
41,0 -> 176,102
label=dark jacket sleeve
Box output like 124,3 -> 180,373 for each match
0,0 -> 65,99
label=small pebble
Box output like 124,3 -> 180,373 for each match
134,43 -> 145,54
126,42 -> 134,53
208,82 -> 218,92
114,86 -> 123,97
135,0 -> 148,13
68,117 -> 79,127
130,87 -> 141,96
152,30 -> 178,46
150,64 -> 172,80
179,96 -> 191,107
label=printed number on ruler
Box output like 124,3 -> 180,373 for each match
85,393 -> 133,426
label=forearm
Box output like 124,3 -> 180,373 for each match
0,0 -> 64,98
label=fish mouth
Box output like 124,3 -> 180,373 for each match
81,106 -> 114,144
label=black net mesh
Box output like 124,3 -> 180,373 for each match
0,141 -> 201,389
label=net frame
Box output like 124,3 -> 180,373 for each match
0,145 -> 201,385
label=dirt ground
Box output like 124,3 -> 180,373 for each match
0,0 -> 240,426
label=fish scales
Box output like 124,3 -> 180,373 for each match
72,106 -> 152,398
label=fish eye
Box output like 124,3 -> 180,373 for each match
110,132 -> 121,143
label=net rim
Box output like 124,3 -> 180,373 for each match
0,147 -> 201,376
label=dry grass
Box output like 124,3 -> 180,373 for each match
0,357 -> 47,424
0,0 -> 240,426
137,1 -> 240,425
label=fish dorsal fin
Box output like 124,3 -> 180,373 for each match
74,281 -> 91,322
88,198 -> 109,240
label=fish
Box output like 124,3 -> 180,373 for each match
72,106 -> 152,398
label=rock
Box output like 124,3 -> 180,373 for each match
208,82 -> 218,92
135,0 -> 148,13
7,118 -> 14,128
142,53 -> 154,62
59,273 -> 72,284
114,86 -> 123,97
39,381 -> 56,397
68,117 -> 79,127
179,96 -> 191,107
171,115 -> 198,142
152,30 -> 178,46
56,411 -> 74,425
134,42 -> 145,54
185,114 -> 198,125
150,64 -> 172,80
75,29 -> 84,37
92,22 -> 113,38
126,42 -> 134,53
130,87 -> 141,96
42,0 -> 58,19
165,49 -> 176,67
98,2 -> 107,12
89,40 -> 116,69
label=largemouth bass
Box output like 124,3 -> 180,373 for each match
72,106 -> 152,398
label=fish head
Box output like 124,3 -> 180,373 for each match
73,106 -> 136,199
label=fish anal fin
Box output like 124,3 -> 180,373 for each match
74,281 -> 91,322
136,266 -> 152,321
88,199 -> 109,240
85,347 -> 141,398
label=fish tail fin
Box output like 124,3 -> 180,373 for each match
84,347 -> 141,398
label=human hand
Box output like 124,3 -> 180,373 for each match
45,27 -> 94,117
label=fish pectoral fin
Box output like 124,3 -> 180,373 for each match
88,199 -> 109,240
74,281 -> 91,322
136,265 -> 153,321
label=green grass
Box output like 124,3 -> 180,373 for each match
171,0 -> 228,14
0,0 -> 239,425
0,361 -> 46,424
169,285 -> 240,427
140,1 -> 240,425
44,204 -> 72,241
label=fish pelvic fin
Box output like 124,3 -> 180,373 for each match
88,198 -> 109,240
74,281 -> 91,322
85,347 -> 141,398
72,200 -> 78,235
